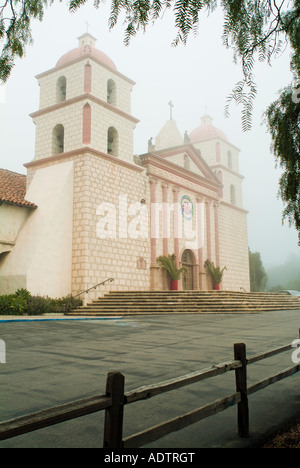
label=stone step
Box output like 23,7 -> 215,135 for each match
68,308 -> 293,316
105,291 -> 290,297
70,305 -> 300,314
66,290 -> 300,316
83,301 -> 300,308
89,298 -> 299,304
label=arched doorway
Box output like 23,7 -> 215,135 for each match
181,249 -> 194,290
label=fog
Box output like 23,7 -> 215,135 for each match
0,1 -> 299,268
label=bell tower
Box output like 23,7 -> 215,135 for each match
29,33 -> 139,164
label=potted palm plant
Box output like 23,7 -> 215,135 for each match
157,254 -> 186,290
205,260 -> 227,290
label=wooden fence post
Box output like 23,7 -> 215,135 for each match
103,372 -> 125,448
234,343 -> 249,437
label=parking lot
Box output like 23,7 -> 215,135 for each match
1,310 -> 300,448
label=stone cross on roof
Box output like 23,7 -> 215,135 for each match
168,100 -> 174,120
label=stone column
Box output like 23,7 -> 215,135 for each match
205,198 -> 211,261
197,196 -> 205,289
172,187 -> 180,265
150,178 -> 159,289
162,183 -> 169,257
213,201 -> 220,267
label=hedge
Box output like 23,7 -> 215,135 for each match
0,289 -> 82,316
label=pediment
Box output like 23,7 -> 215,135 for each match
140,144 -> 222,189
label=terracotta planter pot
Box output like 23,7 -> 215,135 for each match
213,283 -> 220,290
170,280 -> 179,290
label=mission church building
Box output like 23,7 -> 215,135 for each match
0,33 -> 250,301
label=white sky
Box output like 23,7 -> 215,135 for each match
0,1 -> 299,268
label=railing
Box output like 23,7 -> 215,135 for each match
0,336 -> 299,447
72,278 -> 114,299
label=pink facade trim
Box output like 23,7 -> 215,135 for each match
162,184 -> 169,256
196,196 -> 204,269
150,179 -> 157,265
173,187 -> 180,265
214,202 -> 220,267
36,54 -> 136,86
30,93 -> 139,124
84,63 -> 92,93
24,147 -> 144,173
147,172 -> 218,203
146,164 -> 220,194
210,163 -> 245,179
141,150 -> 221,189
82,103 -> 91,145
205,199 -> 211,261
217,170 -> 223,198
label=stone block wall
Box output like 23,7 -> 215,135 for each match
218,203 -> 250,291
72,151 -> 151,302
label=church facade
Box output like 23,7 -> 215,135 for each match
0,33 -> 250,301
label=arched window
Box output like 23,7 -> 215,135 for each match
230,184 -> 236,205
56,76 -> 66,103
107,127 -> 118,156
228,150 -> 233,169
181,249 -> 194,265
52,124 -> 64,154
107,79 -> 116,106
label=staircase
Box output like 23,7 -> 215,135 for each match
66,290 -> 300,317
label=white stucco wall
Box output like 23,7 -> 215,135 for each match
0,161 -> 74,297
0,204 -> 31,254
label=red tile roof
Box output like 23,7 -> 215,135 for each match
0,169 -> 37,208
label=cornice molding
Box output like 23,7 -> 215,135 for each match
141,152 -> 222,193
35,53 -> 136,86
210,163 -> 245,179
24,147 -> 144,173
30,93 -> 139,124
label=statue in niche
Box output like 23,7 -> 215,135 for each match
148,137 -> 155,152
184,131 -> 191,145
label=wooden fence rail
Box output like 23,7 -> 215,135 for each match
0,337 -> 299,447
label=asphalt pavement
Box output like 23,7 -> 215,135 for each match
1,309 -> 300,448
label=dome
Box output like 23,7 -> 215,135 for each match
189,115 -> 228,143
55,33 -> 117,71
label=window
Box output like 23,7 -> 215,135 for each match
52,124 -> 64,154
230,184 -> 236,205
181,249 -> 193,265
56,76 -> 66,103
107,127 -> 118,156
107,79 -> 116,106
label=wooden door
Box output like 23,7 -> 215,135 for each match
183,264 -> 193,290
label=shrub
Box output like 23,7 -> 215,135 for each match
26,296 -> 56,316
0,291 -> 82,316
0,294 -> 27,315
54,295 -> 82,313
15,288 -> 31,302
